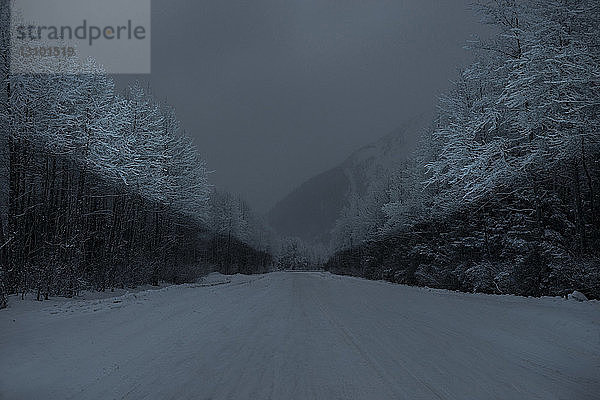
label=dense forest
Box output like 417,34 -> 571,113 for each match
1,0 -> 598,309
327,0 -> 600,299
0,3 -> 273,308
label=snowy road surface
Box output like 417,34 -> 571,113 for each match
1,272 -> 599,400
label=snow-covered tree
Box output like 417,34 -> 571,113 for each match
328,0 -> 600,299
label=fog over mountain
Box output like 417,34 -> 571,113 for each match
112,0 -> 487,211
268,114 -> 429,242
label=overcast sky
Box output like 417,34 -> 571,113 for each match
116,0 -> 487,212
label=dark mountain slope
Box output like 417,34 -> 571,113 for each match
268,115 -> 429,243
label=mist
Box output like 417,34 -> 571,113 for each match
116,0 -> 487,212
3,1 -> 599,398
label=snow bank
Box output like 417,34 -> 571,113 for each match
568,290 -> 589,302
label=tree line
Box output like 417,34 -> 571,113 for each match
0,3 -> 272,308
328,0 -> 600,299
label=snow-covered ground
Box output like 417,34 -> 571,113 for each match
1,272 -> 598,400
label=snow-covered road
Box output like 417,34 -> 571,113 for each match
1,272 -> 599,399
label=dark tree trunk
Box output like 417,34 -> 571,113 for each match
572,161 -> 586,252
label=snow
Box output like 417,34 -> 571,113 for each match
569,290 -> 589,302
198,272 -> 234,286
1,271 -> 599,400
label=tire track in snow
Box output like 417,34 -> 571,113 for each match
309,281 -> 447,400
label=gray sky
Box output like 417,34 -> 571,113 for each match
117,0 -> 487,212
